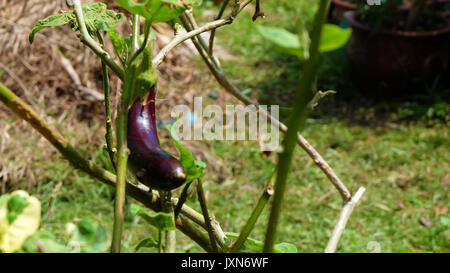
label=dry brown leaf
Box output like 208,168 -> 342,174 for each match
435,205 -> 448,216
395,175 -> 413,189
419,218 -> 433,228
441,176 -> 450,187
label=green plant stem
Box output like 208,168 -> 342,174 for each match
72,0 -> 124,80
97,32 -> 115,168
111,130 -> 128,253
196,178 -> 219,252
110,13 -> 141,252
128,3 -> 161,66
263,0 -> 330,253
102,61 -> 115,167
174,181 -> 193,218
229,173 -> 275,253
161,191 -> 176,253
175,215 -> 213,252
131,14 -> 140,57
110,67 -> 135,253
178,202 -> 207,228
158,229 -> 163,253
0,82 -> 212,252
129,21 -> 151,65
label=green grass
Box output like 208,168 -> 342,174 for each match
194,119 -> 449,252
28,118 -> 450,252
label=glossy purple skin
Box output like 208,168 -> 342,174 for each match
127,89 -> 186,191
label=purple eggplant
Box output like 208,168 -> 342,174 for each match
127,88 -> 186,191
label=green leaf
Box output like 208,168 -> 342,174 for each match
116,0 -> 152,20
273,242 -> 298,253
75,2 -> 124,34
77,219 -> 97,240
130,203 -> 176,231
29,13 -> 74,44
140,211 -> 175,231
66,219 -> 108,253
319,24 -> 351,53
257,24 -> 350,59
190,0 -> 203,5
29,2 -> 123,44
22,230 -> 67,253
129,203 -> 143,217
0,194 -> 10,208
195,160 -> 207,170
135,237 -> 159,251
107,29 -> 128,65
441,216 -> 450,227
133,208 -> 175,231
224,232 -> 262,251
0,190 -> 41,253
117,0 -> 186,23
166,124 -> 207,183
256,25 -> 300,49
256,25 -> 307,59
6,194 -> 29,224
154,2 -> 186,23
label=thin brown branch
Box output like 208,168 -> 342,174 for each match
177,200 -> 227,248
153,17 -> 228,68
183,10 -> 222,69
174,181 -> 193,218
175,215 -> 213,252
196,179 -> 218,252
179,202 -> 207,229
209,0 -> 230,55
210,216 -> 227,248
325,187 -> 366,253
252,0 -> 265,21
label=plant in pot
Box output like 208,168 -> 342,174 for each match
345,0 -> 450,96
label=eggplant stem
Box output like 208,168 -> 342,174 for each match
162,191 -> 176,253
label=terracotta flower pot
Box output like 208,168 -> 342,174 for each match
345,11 -> 450,94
